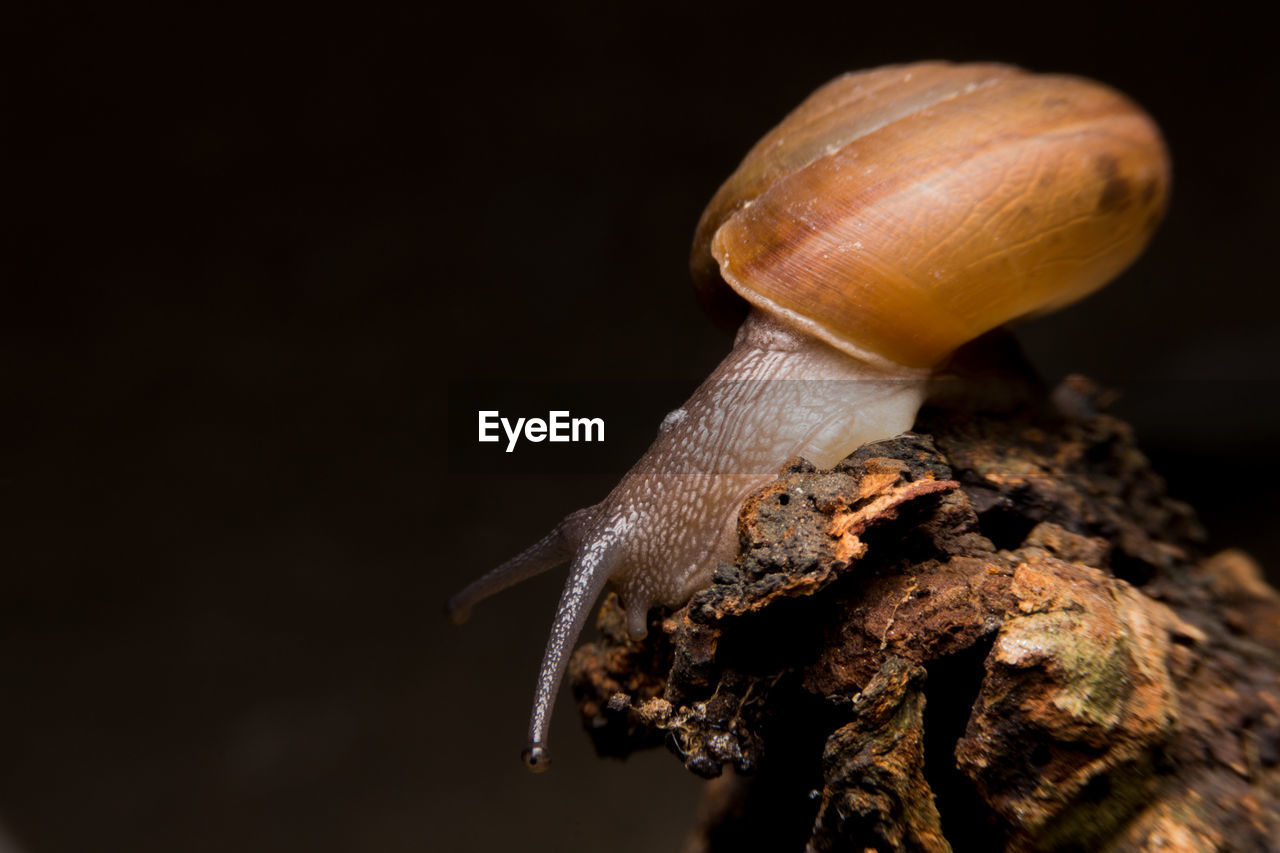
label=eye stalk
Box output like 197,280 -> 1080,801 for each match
447,60 -> 1170,770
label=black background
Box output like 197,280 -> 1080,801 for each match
5,3 -> 1279,852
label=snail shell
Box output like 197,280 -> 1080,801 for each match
691,61 -> 1169,367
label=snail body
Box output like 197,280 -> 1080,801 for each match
447,61 -> 1169,771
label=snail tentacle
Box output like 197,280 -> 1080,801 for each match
445,506 -> 596,625
523,521 -> 623,771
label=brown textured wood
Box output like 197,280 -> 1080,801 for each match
568,369 -> 1280,852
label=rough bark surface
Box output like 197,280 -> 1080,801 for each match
568,371 -> 1280,852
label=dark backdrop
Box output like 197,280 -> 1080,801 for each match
5,4 -> 1278,852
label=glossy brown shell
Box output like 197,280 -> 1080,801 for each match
690,62 -> 1170,368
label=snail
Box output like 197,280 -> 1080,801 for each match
447,61 -> 1169,771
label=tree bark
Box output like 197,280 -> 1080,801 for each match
568,353 -> 1280,852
